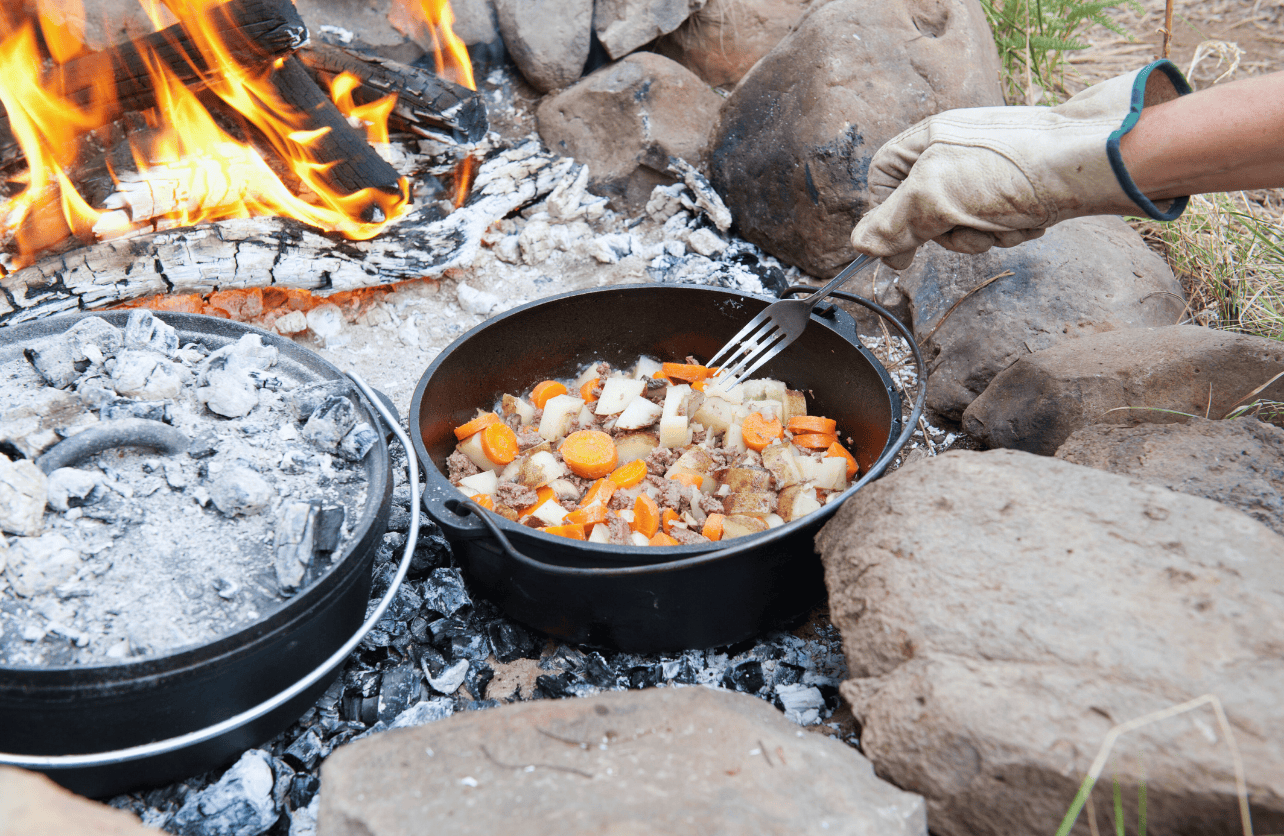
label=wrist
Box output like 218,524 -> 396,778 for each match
1105,60 -> 1192,221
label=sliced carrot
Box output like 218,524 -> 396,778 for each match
741,412 -> 783,452
609,459 -> 647,489
786,415 -> 837,435
519,485 -> 556,516
691,380 -> 706,392
579,377 -> 600,403
559,429 -> 618,479
470,494 -> 494,510
648,531 -> 680,547
651,369 -> 668,380
826,440 -> 859,479
531,380 -> 568,409
701,513 -> 724,541
579,477 -> 617,508
566,504 -> 608,526
792,432 -> 840,450
667,472 -> 702,489
660,508 -> 680,533
661,362 -> 710,383
632,493 -> 659,537
453,411 -> 499,441
480,422 -> 518,465
541,523 -> 587,540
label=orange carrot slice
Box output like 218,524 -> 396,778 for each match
792,432 -> 840,450
609,459 -> 647,489
701,513 -> 724,541
470,494 -> 494,510
786,415 -> 837,435
480,422 -> 518,465
660,508 -> 680,533
559,430 -> 618,479
651,369 -> 668,380
667,472 -> 702,489
661,362 -> 709,382
648,531 -> 680,547
519,485 -> 556,516
566,504 -> 607,526
453,411 -> 499,441
691,380 -> 706,392
531,380 -> 568,409
632,494 -> 659,537
741,412 -> 783,451
579,377 -> 600,403
825,440 -> 859,479
579,477 -> 617,508
541,523 -> 587,540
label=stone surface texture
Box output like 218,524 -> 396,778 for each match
1055,416 -> 1284,536
318,686 -> 927,836
899,216 -> 1185,420
0,765 -> 153,835
655,0 -> 819,87
594,0 -> 708,59
494,0 -> 593,93
709,0 -> 1003,278
816,449 -> 1284,836
538,52 -> 725,211
962,325 -> 1284,455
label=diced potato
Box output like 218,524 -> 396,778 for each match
572,364 -> 600,391
498,459 -> 523,482
595,378 -> 646,415
538,393 -> 585,441
457,470 -> 498,497
723,423 -> 746,454
760,442 -> 803,487
740,378 -> 786,404
692,396 -> 737,433
547,478 -> 580,502
722,467 -> 772,493
764,513 -> 785,529
658,414 -> 688,448
722,514 -> 768,539
617,509 -> 635,524
778,484 -> 821,522
681,391 -> 704,419
725,490 -> 775,516
615,431 -> 659,464
530,500 -> 568,526
797,455 -> 847,491
518,450 -> 567,488
577,405 -> 595,427
782,390 -> 808,424
614,395 -> 663,430
668,448 -> 717,492
633,356 -> 663,379
661,384 -> 691,419
588,523 -> 611,543
458,431 -> 503,472
502,393 -> 535,425
703,378 -> 743,404
630,531 -> 651,546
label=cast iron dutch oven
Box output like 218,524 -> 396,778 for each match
0,311 -> 402,797
410,283 -> 924,653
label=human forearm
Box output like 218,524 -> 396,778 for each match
1120,71 -> 1284,199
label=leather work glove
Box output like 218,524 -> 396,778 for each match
850,60 -> 1192,270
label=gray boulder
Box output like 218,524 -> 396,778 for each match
319,686 -> 927,835
655,0 -> 819,87
594,0 -> 707,60
901,216 -> 1185,421
817,449 -> 1284,836
1056,417 -> 1284,536
709,0 -> 1003,278
494,0 -> 592,93
538,52 -> 725,211
963,325 -> 1284,455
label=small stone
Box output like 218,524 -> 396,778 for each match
303,396 -> 358,451
24,338 -> 79,389
46,467 -> 101,512
306,304 -> 345,342
171,749 -> 278,836
427,658 -> 470,695
275,310 -> 309,335
209,465 -> 273,517
6,533 -> 81,597
0,456 -> 48,536
124,309 -> 179,356
111,350 -> 186,400
274,501 -> 319,594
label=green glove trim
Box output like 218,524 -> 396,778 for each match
1106,59 -> 1193,222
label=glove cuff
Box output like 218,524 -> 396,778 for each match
1105,60 -> 1193,221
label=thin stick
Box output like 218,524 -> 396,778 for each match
1222,369 -> 1284,417
1162,0 -> 1175,59
922,270 -> 1014,343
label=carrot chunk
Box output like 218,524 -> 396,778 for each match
661,363 -> 710,383
453,411 -> 499,441
791,432 -> 840,450
667,472 -> 702,489
660,508 -> 680,533
566,504 -> 608,526
470,494 -> 494,510
741,412 -> 783,452
541,523 -> 587,540
786,415 -> 837,435
648,531 -> 680,547
519,485 -> 556,516
701,513 -> 724,541
531,380 -> 568,409
632,494 -> 660,537
609,459 -> 647,489
579,477 -> 617,508
579,377 -> 600,403
559,429 -> 618,479
825,440 -> 859,479
480,422 -> 518,465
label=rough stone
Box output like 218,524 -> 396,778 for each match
0,456 -> 48,536
1055,417 -> 1284,536
172,749 -> 279,836
899,217 -> 1185,421
538,52 -> 725,211
962,325 -> 1284,455
594,0 -> 707,60
0,765 -> 153,835
709,0 -> 1004,278
655,0 -> 817,87
816,449 -> 1284,836
494,0 -> 592,93
318,686 -> 927,835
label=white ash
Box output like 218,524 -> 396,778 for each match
0,312 -> 372,667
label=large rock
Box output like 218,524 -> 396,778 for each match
655,0 -> 818,88
494,0 -> 592,93
595,0 -> 707,59
817,449 -> 1284,836
709,0 -> 1003,278
318,686 -> 928,835
538,52 -> 725,211
1055,417 -> 1284,536
901,216 -> 1185,421
963,325 -> 1284,455
0,766 -> 153,835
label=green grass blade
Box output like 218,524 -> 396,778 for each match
1138,777 -> 1148,836
1114,775 -> 1124,836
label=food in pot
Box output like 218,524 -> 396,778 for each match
446,357 -> 860,545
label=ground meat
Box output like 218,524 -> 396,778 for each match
446,449 -> 480,484
515,427 -> 544,450
697,493 -> 725,516
496,482 -> 537,509
645,475 -> 683,512
595,362 -> 613,379
609,485 -> 640,511
644,446 -> 680,476
689,427 -> 708,446
668,525 -> 709,545
502,411 -> 522,431
606,513 -> 632,545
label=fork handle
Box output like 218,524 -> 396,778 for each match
801,253 -> 877,311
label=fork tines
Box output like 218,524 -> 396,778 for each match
707,316 -> 786,389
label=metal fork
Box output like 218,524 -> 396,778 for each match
707,254 -> 878,388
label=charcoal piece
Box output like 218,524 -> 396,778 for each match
391,484 -> 413,507
752,641 -> 786,661
450,632 -> 490,665
314,505 -> 346,551
171,749 -> 278,836
45,467 -> 101,511
580,652 -> 616,690
270,756 -> 294,811
386,504 -> 412,533
423,567 -> 471,618
418,645 -> 448,677
376,664 -> 421,724
199,368 -> 259,418
289,774 -> 320,810
187,431 -> 220,459
485,618 -> 539,664
24,339 -> 80,389
774,682 -> 825,725
209,465 -> 273,517
464,659 -> 493,700
427,658 -> 469,695
101,397 -> 173,423
385,583 -> 423,623
287,381 -> 355,422
124,309 -> 179,357
672,656 -> 699,685
628,666 -> 663,690
534,672 -> 596,699
389,698 -> 454,729
772,662 -> 805,688
460,699 -> 501,712
409,615 -> 430,643
273,500 -> 319,594
722,660 -> 766,694
338,421 -> 377,461
542,645 -> 586,672
64,316 -> 123,360
302,395 -> 358,450
354,669 -> 381,698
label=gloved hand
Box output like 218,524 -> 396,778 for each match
850,60 -> 1192,270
